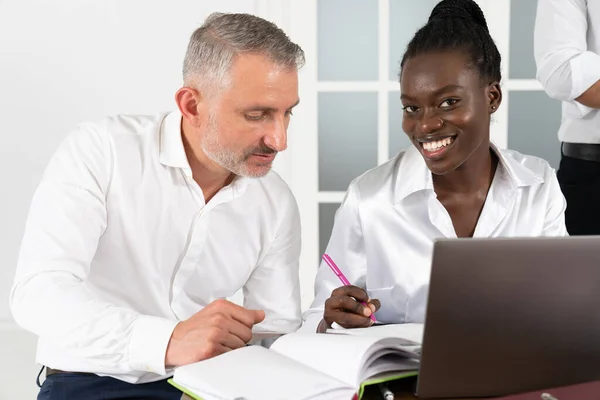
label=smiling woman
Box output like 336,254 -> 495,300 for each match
300,0 -> 569,333
399,0 -> 501,184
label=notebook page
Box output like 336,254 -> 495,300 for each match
327,323 -> 424,344
360,352 -> 420,381
173,345 -> 354,400
270,332 -> 402,388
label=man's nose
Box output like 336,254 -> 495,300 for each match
264,117 -> 288,152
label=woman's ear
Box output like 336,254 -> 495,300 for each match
487,81 -> 502,114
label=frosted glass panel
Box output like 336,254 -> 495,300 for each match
509,0 -> 537,79
319,92 -> 378,191
389,91 -> 413,158
318,0 -> 378,81
319,203 -> 340,258
389,0 -> 439,80
507,91 -> 562,169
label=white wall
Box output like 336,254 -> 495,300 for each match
0,1 -> 319,397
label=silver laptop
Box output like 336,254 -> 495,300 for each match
416,236 -> 600,398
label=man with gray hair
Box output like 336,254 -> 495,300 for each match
10,12 -> 304,400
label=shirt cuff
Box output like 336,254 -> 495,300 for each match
570,51 -> 600,99
562,51 -> 600,118
128,315 -> 178,375
299,310 -> 325,333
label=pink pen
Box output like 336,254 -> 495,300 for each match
322,253 -> 377,322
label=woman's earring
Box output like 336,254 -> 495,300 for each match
491,105 -> 497,111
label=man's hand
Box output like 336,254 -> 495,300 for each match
318,285 -> 380,333
165,299 -> 265,367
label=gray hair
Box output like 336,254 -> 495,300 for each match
183,12 -> 305,94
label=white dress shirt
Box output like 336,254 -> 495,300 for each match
534,0 -> 600,143
301,144 -> 567,332
10,110 -> 302,383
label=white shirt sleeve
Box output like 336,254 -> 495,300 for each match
243,188 -> 302,333
534,0 -> 600,116
10,124 -> 177,375
300,183 -> 368,332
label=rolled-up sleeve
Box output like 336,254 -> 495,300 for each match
534,0 -> 600,116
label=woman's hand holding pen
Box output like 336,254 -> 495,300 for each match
318,286 -> 381,332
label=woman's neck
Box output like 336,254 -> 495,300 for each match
432,143 -> 498,196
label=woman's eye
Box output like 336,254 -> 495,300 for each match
403,105 -> 418,114
440,99 -> 459,108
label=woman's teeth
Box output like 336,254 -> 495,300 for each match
422,137 -> 454,152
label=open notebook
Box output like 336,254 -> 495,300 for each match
326,323 -> 424,345
169,332 -> 420,400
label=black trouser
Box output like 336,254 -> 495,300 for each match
557,152 -> 600,235
37,371 -> 182,400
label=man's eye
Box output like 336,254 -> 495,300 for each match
285,110 -> 294,117
440,99 -> 459,108
403,105 -> 418,114
246,114 -> 264,121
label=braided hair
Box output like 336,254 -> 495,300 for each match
400,0 -> 501,83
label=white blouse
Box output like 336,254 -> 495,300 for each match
301,144 -> 567,332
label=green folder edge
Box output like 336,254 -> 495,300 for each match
358,371 -> 418,399
169,379 -> 202,400
168,371 -> 418,400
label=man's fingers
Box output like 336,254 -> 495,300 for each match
252,309 -> 266,324
212,300 -> 263,327
224,320 -> 253,344
228,307 -> 264,327
331,285 -> 369,303
220,332 -> 247,350
219,344 -> 234,354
